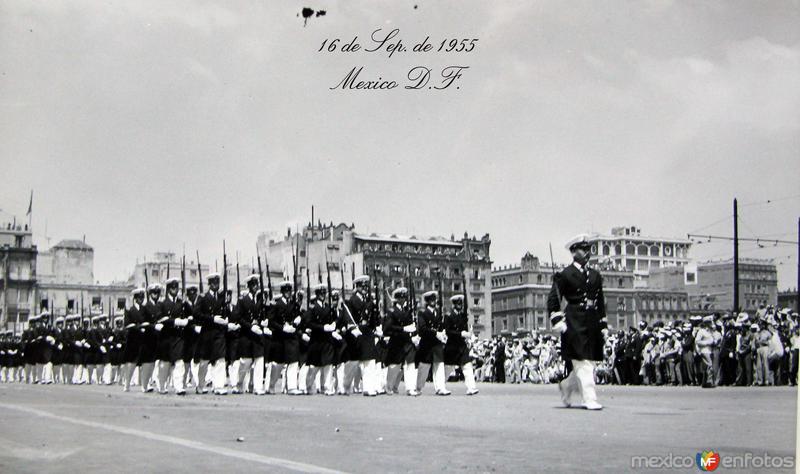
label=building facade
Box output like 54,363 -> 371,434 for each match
586,226 -> 692,288
778,289 -> 798,312
491,252 -> 694,336
37,239 -> 133,322
0,223 -> 37,332
263,222 -> 493,337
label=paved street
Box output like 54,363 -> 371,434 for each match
0,382 -> 796,473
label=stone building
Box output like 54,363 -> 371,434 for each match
0,222 -> 37,332
586,226 -> 692,288
263,222 -> 493,337
36,239 -> 133,321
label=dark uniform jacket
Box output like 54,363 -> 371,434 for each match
139,300 -> 160,364
444,310 -> 470,366
547,263 -> 607,361
306,300 -> 336,367
157,295 -> 184,362
196,290 -> 227,362
416,305 -> 444,364
269,295 -> 300,364
385,303 -> 416,365
237,292 -> 265,359
348,292 -> 379,361
181,297 -> 200,363
123,304 -> 144,364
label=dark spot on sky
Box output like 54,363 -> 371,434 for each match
301,8 -> 326,26
414,5 -> 418,9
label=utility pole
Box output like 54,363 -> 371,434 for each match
733,198 -> 739,313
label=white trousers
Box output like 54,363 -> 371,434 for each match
284,362 -> 299,391
307,365 -> 334,394
340,360 -> 360,393
445,362 -> 477,392
191,360 -> 208,391
387,362 -> 417,393
358,360 -> 378,394
41,362 -> 54,383
139,362 -> 155,391
562,359 -> 598,405
298,363 -> 309,393
210,358 -> 226,392
228,359 -> 241,389
416,362 -> 446,393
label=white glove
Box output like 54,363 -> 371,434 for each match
100,346 -> 107,354
115,344 -> 122,349
351,328 -> 363,338
261,319 -> 270,328
251,325 -> 263,335
601,328 -> 609,338
83,342 -> 91,349
283,323 -> 296,334
155,323 -> 164,332
301,333 -> 311,342
293,316 -> 302,326
331,331 -> 342,341
46,336 -> 55,344
374,326 -> 383,337
323,323 -> 336,332
213,315 -> 227,325
58,343 -> 64,350
108,336 -> 114,342
140,328 -> 145,333
403,324 -> 416,333
461,330 -> 470,339
411,335 -> 421,346
263,328 -> 272,336
193,326 -> 202,334
227,323 -> 238,331
553,321 -> 567,334
174,318 -> 188,328
73,341 -> 82,347
436,331 -> 447,344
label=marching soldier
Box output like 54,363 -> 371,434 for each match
349,276 -> 381,396
196,273 -> 229,395
338,276 -> 369,394
549,234 -> 608,410
156,277 -> 189,395
268,282 -> 303,395
122,288 -> 146,392
416,291 -> 451,395
237,275 -> 269,395
695,316 -> 716,388
306,284 -> 338,395
225,289 -> 242,393
385,287 -> 420,396
109,316 -> 125,385
140,284 -> 162,392
330,290 -> 350,394
182,284 -> 201,390
444,295 -> 479,395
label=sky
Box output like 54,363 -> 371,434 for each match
1,0 -> 798,288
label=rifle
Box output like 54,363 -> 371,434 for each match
196,250 -> 204,293
257,251 -> 266,312
462,260 -> 470,333
339,261 -> 346,298
548,242 -> 562,309
236,252 -> 241,302
325,251 -> 333,311
265,257 -> 274,301
437,268 -> 444,325
317,262 -> 323,284
166,261 -> 170,281
222,240 -> 229,301
144,260 -> 149,289
181,252 -> 186,299
305,248 -> 311,310
291,235 -> 298,308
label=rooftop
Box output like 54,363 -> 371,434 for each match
53,239 -> 93,251
354,233 -> 463,247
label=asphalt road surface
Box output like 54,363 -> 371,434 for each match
0,382 -> 796,473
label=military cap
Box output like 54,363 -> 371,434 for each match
165,277 -> 180,287
702,315 -> 714,323
550,312 -> 565,326
114,316 -> 124,324
392,287 -> 408,299
206,272 -> 221,281
353,275 -> 370,286
638,321 -> 647,329
422,290 -> 437,300
313,283 -> 327,293
245,274 -> 259,284
450,294 -> 464,303
147,283 -> 162,292
186,284 -> 199,291
28,314 -> 39,322
565,233 -> 592,251
331,290 -> 340,297
279,280 -> 293,290
55,316 -> 65,324
750,323 -> 760,330
132,287 -> 146,296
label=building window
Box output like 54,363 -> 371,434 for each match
474,297 -> 480,306
637,244 -> 648,256
537,274 -> 542,284
190,269 -> 197,277
615,244 -> 622,255
502,319 -> 508,330
453,282 -> 461,292
152,269 -> 160,278
92,296 -> 101,307
626,244 -> 635,255
603,245 -> 610,255
117,298 -> 126,310
650,245 -> 660,256
473,269 -> 480,279
67,299 -> 75,311
518,276 -> 522,284
518,316 -> 524,328
40,298 -> 49,311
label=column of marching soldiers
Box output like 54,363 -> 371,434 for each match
0,272 -> 480,396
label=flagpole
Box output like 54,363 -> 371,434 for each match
26,190 -> 33,230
